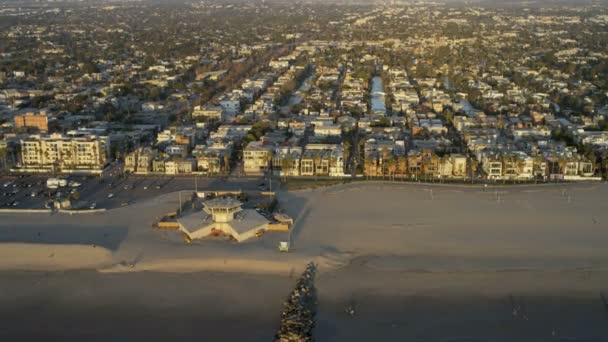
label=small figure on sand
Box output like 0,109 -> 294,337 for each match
345,296 -> 357,317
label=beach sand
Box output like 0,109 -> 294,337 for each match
1,182 -> 608,340
0,270 -> 293,342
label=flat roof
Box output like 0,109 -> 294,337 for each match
203,197 -> 242,209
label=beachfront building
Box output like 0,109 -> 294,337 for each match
149,157 -> 197,175
363,139 -> 406,178
124,147 -> 157,174
165,159 -> 196,175
17,133 -> 109,174
544,152 -> 596,181
480,151 -> 535,181
438,154 -> 468,179
178,198 -> 269,242
272,146 -> 302,177
243,141 -> 274,175
193,143 -> 232,175
479,150 -> 596,181
297,144 -> 346,178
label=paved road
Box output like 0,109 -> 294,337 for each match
0,174 -> 268,210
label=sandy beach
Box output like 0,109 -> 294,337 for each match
0,270 -> 293,342
1,267 -> 606,341
1,182 -> 608,340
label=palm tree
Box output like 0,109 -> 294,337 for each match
223,154 -> 231,175
517,158 -> 527,182
312,152 -> 321,182
533,155 -> 544,182
501,155 -> 510,184
469,159 -> 478,183
364,157 -> 373,180
380,148 -> 389,179
281,154 -> 293,181
397,155 -> 407,181
0,147 -> 7,173
558,157 -> 568,176
386,156 -> 397,182
264,153 -> 273,177
601,150 -> 608,179
343,141 -> 351,173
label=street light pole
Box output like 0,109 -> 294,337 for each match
179,191 -> 182,215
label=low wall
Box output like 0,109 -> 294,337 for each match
57,208 -> 107,215
196,191 -> 242,198
216,191 -> 242,196
158,221 -> 180,229
164,211 -> 178,218
0,209 -> 51,214
563,175 -> 603,181
0,208 -> 106,215
10,168 -> 103,175
267,223 -> 290,232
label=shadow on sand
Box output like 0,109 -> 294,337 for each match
0,223 -> 128,250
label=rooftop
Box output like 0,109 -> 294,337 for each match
203,197 -> 242,210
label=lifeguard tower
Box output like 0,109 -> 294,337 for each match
178,197 -> 269,242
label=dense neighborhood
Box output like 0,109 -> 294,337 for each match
3,2 -> 608,341
1,2 -> 608,185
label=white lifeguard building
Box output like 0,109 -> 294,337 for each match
178,198 -> 269,242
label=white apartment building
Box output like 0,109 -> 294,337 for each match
192,105 -> 225,121
19,134 -> 109,174
243,141 -> 274,175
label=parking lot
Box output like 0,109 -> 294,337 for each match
0,173 -> 269,210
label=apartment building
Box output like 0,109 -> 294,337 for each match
165,159 -> 196,175
14,112 -> 49,132
19,134 -> 109,174
438,154 -> 468,178
192,105 -> 225,122
124,147 -> 156,174
243,141 -> 274,175
272,146 -> 302,177
156,126 -> 197,147
193,143 -> 232,175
